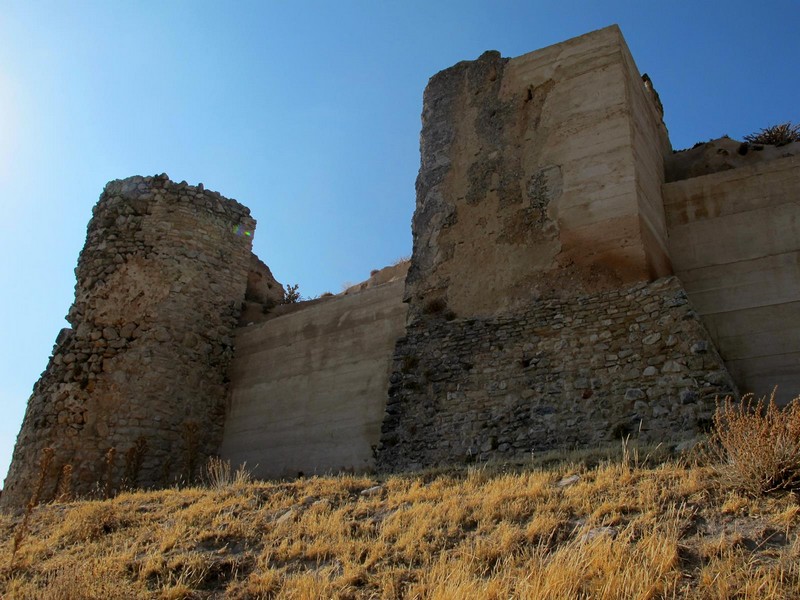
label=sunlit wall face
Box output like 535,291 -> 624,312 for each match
0,0 -> 798,487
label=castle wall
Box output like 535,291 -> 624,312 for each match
406,25 -> 672,320
220,280 -> 407,478
664,155 -> 800,403
619,43 -> 673,278
379,277 -> 733,469
1,176 -> 254,508
378,277 -> 734,469
7,27 -> 796,505
377,27 -> 734,471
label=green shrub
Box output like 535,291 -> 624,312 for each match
709,390 -> 800,496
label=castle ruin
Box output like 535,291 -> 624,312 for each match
3,26 -> 799,508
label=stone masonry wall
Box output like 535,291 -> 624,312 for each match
406,26 -> 672,321
375,27 -> 734,473
377,277 -> 736,471
1,175 -> 255,508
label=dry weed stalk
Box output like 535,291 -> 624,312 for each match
55,464 -> 73,503
205,456 -> 232,489
10,446 -> 54,565
205,456 -> 252,489
102,447 -> 116,500
710,389 -> 800,496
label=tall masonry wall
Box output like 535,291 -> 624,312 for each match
6,26 -> 799,507
221,280 -> 407,478
1,175 -> 255,508
377,26 -> 735,470
404,26 -> 672,321
379,277 -> 734,469
664,155 -> 800,404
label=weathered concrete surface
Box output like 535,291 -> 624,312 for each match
220,280 -> 408,478
664,155 -> 800,402
406,25 -> 672,319
666,137 -> 800,182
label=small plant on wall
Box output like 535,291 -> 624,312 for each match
743,122 -> 800,146
283,284 -> 302,304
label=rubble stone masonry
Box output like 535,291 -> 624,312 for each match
377,277 -> 735,471
1,175 -> 255,508
4,26 -> 795,508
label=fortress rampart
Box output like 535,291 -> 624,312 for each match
378,277 -> 734,470
1,176 -> 256,507
221,278 -> 408,478
664,153 -> 800,404
2,25 -> 798,508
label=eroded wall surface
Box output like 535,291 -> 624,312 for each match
220,280 -> 408,478
377,26 -> 733,471
1,176 -> 254,508
378,277 -> 734,470
664,155 -> 800,403
406,25 -> 672,320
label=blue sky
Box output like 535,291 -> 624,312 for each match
1,1 -> 798,483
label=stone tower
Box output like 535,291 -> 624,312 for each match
1,175 -> 255,508
404,26 -> 673,319
377,26 -> 736,470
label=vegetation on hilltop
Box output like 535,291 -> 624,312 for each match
743,122 -> 800,146
1,394 -> 799,599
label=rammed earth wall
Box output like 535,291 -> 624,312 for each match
377,277 -> 735,471
663,155 -> 800,404
1,175 -> 255,508
375,26 -> 739,471
221,279 -> 408,478
405,26 -> 673,321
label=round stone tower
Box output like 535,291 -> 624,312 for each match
2,175 -> 256,507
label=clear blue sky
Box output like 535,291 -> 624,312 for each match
1,1 -> 798,484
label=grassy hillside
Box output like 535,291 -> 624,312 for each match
1,449 -> 798,599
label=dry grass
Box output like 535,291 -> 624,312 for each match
708,390 -> 800,497
204,457 -> 252,491
743,122 -> 800,146
1,456 -> 798,599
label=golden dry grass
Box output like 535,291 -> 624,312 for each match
1,459 -> 799,599
709,391 -> 800,496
